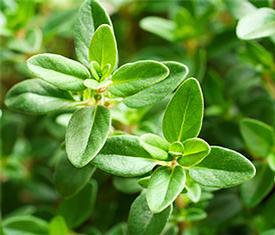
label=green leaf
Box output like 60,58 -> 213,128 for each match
5,79 -> 75,114
237,8 -> 275,40
224,0 -> 256,19
146,166 -> 186,213
178,138 -> 210,167
241,163 -> 274,207
240,118 -> 274,158
2,215 -> 48,235
65,106 -> 111,168
54,154 -> 95,198
123,62 -> 188,108
92,135 -> 158,177
128,193 -> 172,235
74,0 -> 112,67
59,180 -> 97,229
189,146 -> 256,188
89,24 -> 117,76
185,179 -> 201,203
106,223 -> 127,235
267,153 -> 275,172
168,141 -> 184,156
27,53 -> 91,91
113,177 -> 142,194
163,77 -> 204,142
109,60 -> 169,98
49,216 -> 68,235
140,133 -> 169,160
140,17 -> 176,42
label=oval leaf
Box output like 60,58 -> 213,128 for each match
74,0 -> 112,66
27,53 -> 90,91
237,8 -> 275,40
109,60 -> 169,98
189,146 -> 256,188
128,193 -> 172,235
92,135 -> 158,177
2,215 -> 48,235
54,154 -> 95,198
59,180 -> 97,229
178,138 -> 210,167
140,133 -> 169,160
241,163 -> 274,207
65,106 -> 111,168
5,79 -> 75,114
89,24 -> 118,75
163,77 -> 203,142
124,62 -> 188,108
146,166 -> 186,213
240,118 -> 274,158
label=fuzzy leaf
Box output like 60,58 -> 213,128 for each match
189,146 -> 256,188
128,193 -> 172,235
74,0 -> 112,66
178,138 -> 210,167
5,79 -> 75,114
89,24 -> 117,75
237,8 -> 275,40
123,62 -> 188,108
163,78 -> 203,142
65,106 -> 111,168
146,166 -> 186,213
92,135 -> 158,177
54,154 -> 95,198
59,180 -> 97,229
240,118 -> 274,158
109,61 -> 169,98
27,53 -> 90,91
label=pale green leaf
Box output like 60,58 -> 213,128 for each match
189,146 -> 256,188
146,166 -> 186,213
49,216 -> 68,235
123,62 -> 188,108
178,138 -> 210,167
109,60 -> 169,98
74,0 -> 112,66
89,24 -> 117,75
5,79 -> 75,114
237,8 -> 275,40
65,106 -> 111,167
27,53 -> 90,91
163,77 -> 204,142
92,135 -> 158,177
140,133 -> 169,160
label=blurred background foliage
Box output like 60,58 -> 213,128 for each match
0,0 -> 274,234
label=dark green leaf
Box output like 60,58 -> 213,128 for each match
189,146 -> 256,188
27,53 -> 90,91
54,154 -> 95,198
65,106 -> 111,168
5,79 -> 75,114
146,166 -> 186,213
92,135 -> 158,177
113,177 -> 142,194
2,215 -> 48,235
74,0 -> 112,66
240,118 -> 274,158
163,78 -> 204,142
128,193 -> 172,235
241,163 -> 274,207
59,180 -> 97,229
